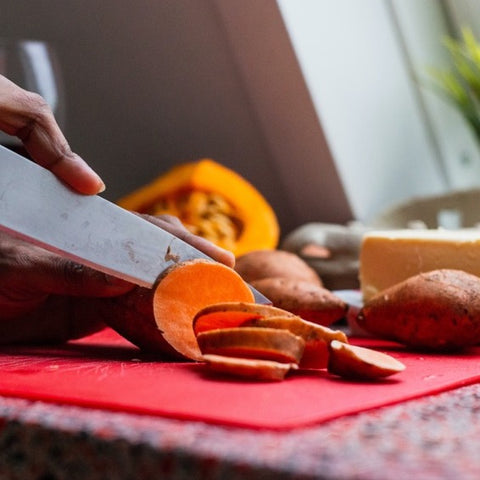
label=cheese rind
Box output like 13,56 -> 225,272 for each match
359,229 -> 480,301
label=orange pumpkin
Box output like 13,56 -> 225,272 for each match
117,159 -> 279,256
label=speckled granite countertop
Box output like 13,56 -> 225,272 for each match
1,380 -> 480,480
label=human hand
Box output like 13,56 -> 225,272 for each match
0,74 -> 105,194
141,214 -> 235,268
0,214 -> 234,344
0,76 -> 236,344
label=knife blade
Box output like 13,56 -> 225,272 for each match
0,145 -> 269,303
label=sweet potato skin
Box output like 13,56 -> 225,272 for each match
196,327 -> 306,363
192,302 -> 298,336
327,340 -> 405,379
202,354 -> 296,381
243,315 -> 348,369
193,302 -> 348,369
93,286 -> 184,359
100,260 -> 254,361
357,269 -> 480,350
235,249 -> 322,286
249,277 -> 348,326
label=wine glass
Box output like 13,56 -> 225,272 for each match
0,39 -> 65,154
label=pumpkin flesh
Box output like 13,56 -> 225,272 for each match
118,159 -> 279,256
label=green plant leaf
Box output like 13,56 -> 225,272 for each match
426,27 -> 480,138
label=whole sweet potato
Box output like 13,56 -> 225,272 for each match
235,249 -> 323,286
250,277 -> 347,326
357,269 -> 480,350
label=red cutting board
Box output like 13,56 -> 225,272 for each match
0,327 -> 479,430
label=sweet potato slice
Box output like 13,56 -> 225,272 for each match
244,316 -> 347,343
194,302 -> 348,368
196,327 -> 305,364
195,301 -> 298,318
202,354 -> 297,381
328,340 -> 405,380
153,260 -> 254,360
193,311 -> 263,335
192,301 -> 297,335
243,316 -> 348,369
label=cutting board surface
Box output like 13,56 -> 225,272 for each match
0,328 -> 479,430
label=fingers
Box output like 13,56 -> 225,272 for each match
44,257 -> 136,297
0,296 -> 106,345
29,256 -> 134,298
0,75 -> 105,194
141,214 -> 236,268
0,235 -> 134,300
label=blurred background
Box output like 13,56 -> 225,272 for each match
1,0 -> 480,238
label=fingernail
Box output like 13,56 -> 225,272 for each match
97,180 -> 106,194
88,168 -> 106,193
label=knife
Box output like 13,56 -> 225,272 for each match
0,145 -> 269,303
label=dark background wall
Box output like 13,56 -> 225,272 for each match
0,0 -> 353,237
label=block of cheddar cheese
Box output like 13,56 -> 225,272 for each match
359,229 -> 480,301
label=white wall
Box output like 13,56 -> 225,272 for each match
394,0 -> 480,190
277,0 -> 480,222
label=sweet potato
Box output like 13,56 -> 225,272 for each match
153,260 -> 255,360
235,249 -> 322,286
94,286 -> 183,358
102,260 -> 254,360
240,314 -> 347,345
192,301 -> 297,335
357,269 -> 480,350
192,301 -> 408,381
328,340 -> 405,379
202,354 -> 298,381
249,277 -> 348,326
196,327 -> 305,363
242,315 -> 348,369
193,302 -> 347,368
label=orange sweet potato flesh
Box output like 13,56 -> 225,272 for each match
357,269 -> 480,350
102,260 -> 254,360
202,354 -> 297,381
193,302 -> 347,369
328,340 -> 405,380
153,260 -> 255,360
242,316 -> 347,369
196,327 -> 305,364
193,302 -> 297,335
193,311 -> 263,335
